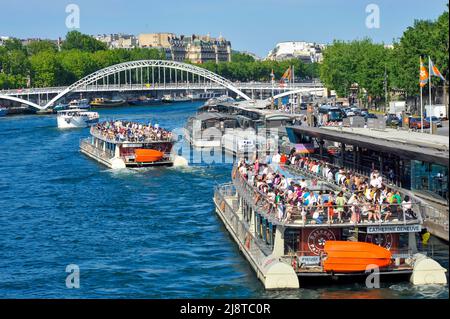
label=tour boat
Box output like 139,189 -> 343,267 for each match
90,97 -> 126,108
185,99 -> 296,156
213,162 -> 447,289
80,121 -> 175,169
0,107 -> 7,117
53,103 -> 69,112
56,109 -> 100,129
161,94 -> 191,103
127,97 -> 161,106
68,98 -> 90,109
187,91 -> 221,100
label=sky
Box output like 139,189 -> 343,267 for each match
0,0 -> 447,57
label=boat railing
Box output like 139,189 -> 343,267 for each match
231,166 -> 423,227
280,247 -> 418,273
89,126 -> 174,144
284,164 -> 425,222
214,183 -> 271,267
80,138 -> 114,159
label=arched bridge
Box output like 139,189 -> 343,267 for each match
1,60 -> 324,110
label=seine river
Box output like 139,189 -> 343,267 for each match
0,101 -> 448,298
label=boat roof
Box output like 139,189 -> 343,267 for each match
286,125 -> 449,167
195,112 -> 238,121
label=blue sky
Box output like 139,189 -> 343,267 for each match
0,0 -> 447,56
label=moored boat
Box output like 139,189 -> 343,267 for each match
90,97 -> 126,108
69,98 -> 90,109
127,96 -> 162,106
57,109 -> 99,129
213,159 -> 448,289
161,94 -> 191,103
80,120 -> 175,169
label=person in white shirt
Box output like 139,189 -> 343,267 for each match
375,175 -> 383,188
272,152 -> 281,164
300,178 -> 308,189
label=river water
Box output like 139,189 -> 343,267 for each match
0,102 -> 448,298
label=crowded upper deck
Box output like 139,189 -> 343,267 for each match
234,153 -> 422,227
91,120 -> 173,143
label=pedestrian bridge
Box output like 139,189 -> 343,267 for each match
0,60 -> 324,110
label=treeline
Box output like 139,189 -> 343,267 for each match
0,31 -> 165,89
0,31 -> 319,90
198,52 -> 320,82
320,5 -> 449,105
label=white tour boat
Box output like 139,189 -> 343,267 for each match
57,109 -> 99,129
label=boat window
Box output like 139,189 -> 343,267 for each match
284,228 -> 301,255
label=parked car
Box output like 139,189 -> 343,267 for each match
343,107 -> 356,117
364,113 -> 378,122
350,107 -> 362,116
360,109 -> 369,117
409,117 -> 430,130
425,116 -> 442,127
386,114 -> 401,127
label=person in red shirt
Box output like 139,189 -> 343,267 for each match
280,153 -> 287,164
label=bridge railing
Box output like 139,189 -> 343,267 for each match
1,82 -> 323,97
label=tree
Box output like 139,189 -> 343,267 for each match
59,50 -> 100,85
61,31 -> 107,52
26,40 -> 58,55
29,51 -> 63,87
231,52 -> 255,63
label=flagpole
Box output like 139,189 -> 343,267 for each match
420,57 -> 424,133
428,56 -> 433,134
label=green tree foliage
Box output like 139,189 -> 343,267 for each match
29,51 -> 63,87
26,40 -> 58,55
231,52 -> 255,63
321,5 -> 448,100
320,39 -> 388,99
61,31 -> 108,52
391,8 -> 449,96
197,58 -> 318,82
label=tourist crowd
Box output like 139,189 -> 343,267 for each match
93,120 -> 173,142
235,153 -> 416,225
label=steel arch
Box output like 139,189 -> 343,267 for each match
270,88 -> 325,101
0,94 -> 42,110
45,60 -> 251,108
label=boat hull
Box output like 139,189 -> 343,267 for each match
57,114 -> 99,129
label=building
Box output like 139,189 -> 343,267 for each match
0,36 -> 10,46
267,41 -> 325,63
138,33 -> 175,48
138,33 -> 231,63
95,34 -> 138,49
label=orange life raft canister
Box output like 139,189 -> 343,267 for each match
323,241 -> 392,273
134,149 -> 164,162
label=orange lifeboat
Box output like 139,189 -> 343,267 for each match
323,241 -> 392,273
134,149 -> 164,162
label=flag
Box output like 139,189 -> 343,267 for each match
429,59 -> 446,81
419,56 -> 428,88
279,67 -> 291,86
281,67 -> 292,81
270,69 -> 275,81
